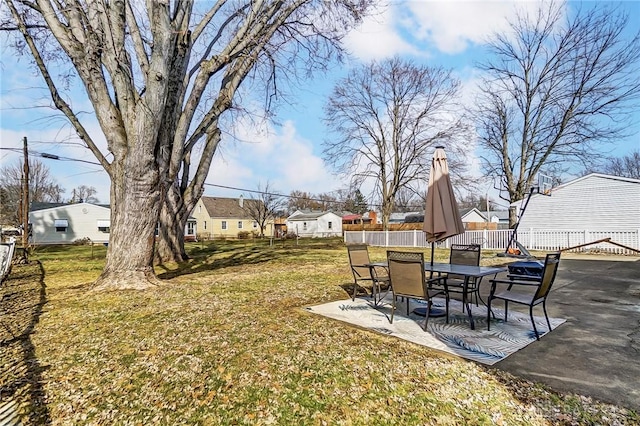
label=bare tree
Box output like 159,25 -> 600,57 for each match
0,159 -> 65,224
323,56 -> 471,229
69,185 -> 99,203
603,150 -> 640,179
475,2 -> 640,227
2,0 -> 372,289
242,182 -> 284,238
394,187 -> 423,212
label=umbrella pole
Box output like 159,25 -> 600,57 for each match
430,242 -> 435,279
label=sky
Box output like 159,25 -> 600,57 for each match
1,1 -> 639,207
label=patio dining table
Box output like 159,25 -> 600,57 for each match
421,263 -> 507,329
367,261 -> 507,330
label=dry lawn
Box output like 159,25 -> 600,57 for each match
1,239 -> 637,425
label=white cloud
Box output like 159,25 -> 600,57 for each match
407,1 -> 549,54
344,4 -> 421,61
202,118 -> 341,198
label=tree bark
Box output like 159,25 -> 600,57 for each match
93,155 -> 161,290
156,185 -> 189,264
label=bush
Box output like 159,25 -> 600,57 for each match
237,231 -> 251,240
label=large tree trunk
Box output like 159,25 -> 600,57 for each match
93,155 -> 161,291
156,186 -> 189,264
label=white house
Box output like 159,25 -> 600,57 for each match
460,208 -> 487,224
286,210 -> 343,237
29,202 -> 112,244
29,202 -> 197,245
511,173 -> 640,231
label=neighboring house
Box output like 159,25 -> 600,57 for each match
511,173 -> 640,231
29,202 -> 112,244
191,196 -> 273,239
29,202 -> 197,245
286,210 -> 342,237
486,210 -> 510,229
389,211 -> 422,223
460,208 -> 487,224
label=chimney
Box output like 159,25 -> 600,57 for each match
239,195 -> 244,208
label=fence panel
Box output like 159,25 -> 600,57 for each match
344,229 -> 639,255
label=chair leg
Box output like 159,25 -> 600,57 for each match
390,296 -> 396,324
504,301 -> 509,321
530,305 -> 540,340
423,300 -> 431,331
542,300 -> 552,332
352,280 -> 358,301
445,293 -> 450,324
406,298 -> 410,316
487,297 -> 492,331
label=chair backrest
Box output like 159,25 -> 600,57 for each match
387,250 -> 426,299
534,252 -> 561,300
449,244 -> 481,280
347,244 -> 372,280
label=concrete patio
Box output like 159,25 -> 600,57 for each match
486,254 -> 640,412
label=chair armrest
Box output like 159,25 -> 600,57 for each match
507,273 -> 542,282
491,278 -> 540,287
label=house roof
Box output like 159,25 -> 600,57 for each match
30,202 -> 110,212
342,214 -> 362,221
487,210 -> 510,220
200,196 -> 261,219
287,210 -> 338,221
460,207 -> 487,221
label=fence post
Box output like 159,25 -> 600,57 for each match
529,228 -> 534,250
413,229 -> 417,247
482,228 -> 488,248
385,230 -> 389,247
584,229 -> 589,250
362,229 -> 366,244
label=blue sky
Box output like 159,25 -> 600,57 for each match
1,1 -> 639,205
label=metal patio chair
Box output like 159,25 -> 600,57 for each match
487,252 -> 561,340
430,244 -> 481,312
347,244 -> 389,304
386,250 -> 449,331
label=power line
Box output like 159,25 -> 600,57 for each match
1,147 -> 430,210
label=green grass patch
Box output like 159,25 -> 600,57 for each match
1,240 -> 636,424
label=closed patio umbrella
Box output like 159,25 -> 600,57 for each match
417,146 -> 464,318
423,146 -> 464,253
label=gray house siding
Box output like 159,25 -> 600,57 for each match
513,174 -> 640,231
29,203 -> 112,244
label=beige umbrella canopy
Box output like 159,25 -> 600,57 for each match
423,146 -> 464,244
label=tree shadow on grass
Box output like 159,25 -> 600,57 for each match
156,240 -> 348,280
156,245 -> 285,280
0,261 -> 51,424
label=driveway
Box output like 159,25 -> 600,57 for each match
487,255 -> 640,411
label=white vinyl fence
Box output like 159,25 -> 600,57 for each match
344,229 -> 640,255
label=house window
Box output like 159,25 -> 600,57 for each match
198,205 -> 202,213
238,221 -> 243,229
221,220 -> 227,230
204,221 -> 207,230
54,219 -> 68,232
187,222 -> 196,235
97,220 -> 110,233
303,222 -> 307,231
328,221 -> 332,230
253,221 -> 258,229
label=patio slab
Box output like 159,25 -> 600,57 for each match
484,257 -> 640,411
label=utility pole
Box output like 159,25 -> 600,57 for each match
22,136 -> 29,248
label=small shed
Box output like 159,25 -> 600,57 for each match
286,211 -> 343,237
